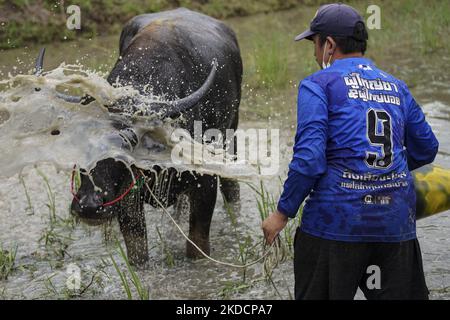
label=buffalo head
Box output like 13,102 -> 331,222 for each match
70,158 -> 138,225
33,49 -> 217,225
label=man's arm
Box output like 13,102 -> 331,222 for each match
263,79 -> 328,243
277,170 -> 316,218
404,94 -> 439,171
277,79 -> 329,217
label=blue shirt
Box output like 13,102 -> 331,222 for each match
278,57 -> 439,242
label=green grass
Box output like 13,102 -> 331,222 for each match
247,179 -> 302,258
41,264 -> 107,299
0,244 -> 17,280
19,174 -> 34,215
36,168 -> 57,224
246,33 -> 290,90
34,168 -> 76,261
233,0 -> 450,121
360,0 -> 450,56
247,179 -> 298,300
110,240 -> 150,300
8,0 -> 447,55
216,180 -> 301,299
223,197 -> 256,283
38,226 -> 73,260
218,278 -> 259,299
2,1 -> 448,121
155,226 -> 175,268
0,0 -> 305,49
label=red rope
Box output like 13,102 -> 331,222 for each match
102,176 -> 140,207
71,164 -> 141,207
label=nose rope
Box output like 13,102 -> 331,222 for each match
70,165 -> 282,268
139,169 -> 281,269
70,165 -> 141,208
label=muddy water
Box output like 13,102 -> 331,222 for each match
0,8 -> 449,300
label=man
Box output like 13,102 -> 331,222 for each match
262,3 -> 439,300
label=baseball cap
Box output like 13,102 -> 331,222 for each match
295,3 -> 367,41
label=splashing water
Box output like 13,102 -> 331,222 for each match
0,64 -> 261,180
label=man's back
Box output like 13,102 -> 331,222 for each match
263,3 -> 436,300
297,57 -> 439,242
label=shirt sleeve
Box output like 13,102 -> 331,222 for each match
277,79 -> 328,218
404,92 -> 439,171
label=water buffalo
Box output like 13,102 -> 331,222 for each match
51,8 -> 242,266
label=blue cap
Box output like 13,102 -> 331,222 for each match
295,3 -> 366,41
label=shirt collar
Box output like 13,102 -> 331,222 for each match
331,57 -> 374,68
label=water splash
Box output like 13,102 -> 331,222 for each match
0,64 -> 261,180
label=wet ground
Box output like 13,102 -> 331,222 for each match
0,8 -> 449,299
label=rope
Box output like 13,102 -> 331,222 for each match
70,164 -> 141,208
102,174 -> 141,207
140,170 -> 280,269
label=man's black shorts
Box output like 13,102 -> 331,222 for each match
294,228 -> 429,300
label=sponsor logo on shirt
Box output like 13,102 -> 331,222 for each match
344,72 -> 401,106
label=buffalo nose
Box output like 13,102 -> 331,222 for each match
80,194 -> 103,208
72,194 -> 104,217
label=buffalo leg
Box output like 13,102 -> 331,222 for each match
186,174 -> 217,259
220,133 -> 240,204
220,177 -> 240,204
118,189 -> 149,267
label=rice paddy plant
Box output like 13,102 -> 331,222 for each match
155,226 -> 175,268
33,168 -> 77,260
247,178 -> 302,254
42,273 -> 78,299
19,174 -> 34,215
36,168 -> 57,225
40,262 -> 108,299
0,244 -> 17,280
38,227 -> 72,260
67,265 -> 108,299
249,33 -> 290,90
42,273 -> 59,297
110,240 -> 150,300
218,279 -> 256,300
223,197 -> 255,283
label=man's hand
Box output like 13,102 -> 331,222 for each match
262,210 -> 289,245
